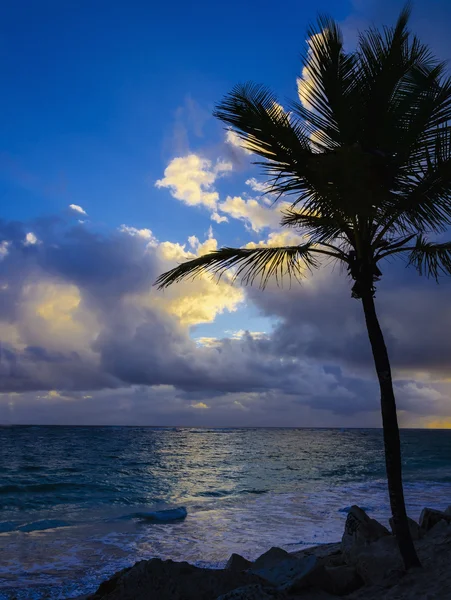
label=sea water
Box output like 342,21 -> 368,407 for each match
1,426 -> 450,599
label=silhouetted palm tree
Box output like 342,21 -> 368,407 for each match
156,6 -> 451,568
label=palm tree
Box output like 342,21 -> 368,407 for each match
156,6 -> 451,569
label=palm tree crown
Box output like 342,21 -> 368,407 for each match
156,6 -> 451,298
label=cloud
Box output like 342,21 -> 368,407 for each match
211,211 -> 229,224
120,225 -> 158,247
24,232 -> 39,246
225,130 -> 253,155
0,240 -> 10,260
218,195 -> 289,232
155,154 -> 232,210
69,204 -> 88,216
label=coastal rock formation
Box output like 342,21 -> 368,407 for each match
248,551 -> 319,591
320,566 -> 363,596
215,584 -> 286,599
389,516 -> 423,540
419,507 -> 451,531
83,506 -> 451,600
225,553 -> 252,572
341,506 -> 390,556
88,558 -> 264,600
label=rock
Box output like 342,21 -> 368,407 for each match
253,547 -> 291,569
225,554 -> 252,572
345,535 -> 404,586
291,542 -> 344,568
424,518 -> 451,544
445,505 -> 451,515
342,506 -> 390,546
389,516 -> 423,540
249,553 -> 320,592
419,507 -> 451,532
215,584 -> 286,599
88,558 -> 265,600
320,566 -> 364,596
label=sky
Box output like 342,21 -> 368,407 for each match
1,0 -> 451,427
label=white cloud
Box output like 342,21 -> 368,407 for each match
225,129 -> 253,155
211,211 -> 229,223
155,154 -> 232,210
245,230 -> 305,249
120,225 -> 158,247
0,241 -> 10,260
246,178 -> 272,195
24,232 -> 38,246
218,195 -> 289,232
69,204 -> 88,216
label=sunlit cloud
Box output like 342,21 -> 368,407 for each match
191,401 -> 209,409
225,129 -> 253,155
218,195 -> 289,232
155,154 -> 232,210
120,224 -> 158,247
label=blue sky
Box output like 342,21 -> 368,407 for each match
1,0 -> 451,426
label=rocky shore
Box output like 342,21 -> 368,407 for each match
74,505 -> 451,600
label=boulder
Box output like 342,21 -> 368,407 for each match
215,584 -> 286,599
389,516 -> 423,540
225,554 -> 252,572
88,558 -> 265,600
341,506 -> 390,564
345,535 -> 404,586
419,507 -> 451,532
291,543 -> 344,568
249,553 -> 320,592
319,566 -> 363,596
252,547 -> 291,569
423,518 -> 451,544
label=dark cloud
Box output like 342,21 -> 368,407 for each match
0,214 -> 450,425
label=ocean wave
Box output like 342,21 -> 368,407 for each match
198,488 -> 268,498
123,507 -> 188,523
0,482 -> 108,494
0,519 -> 73,533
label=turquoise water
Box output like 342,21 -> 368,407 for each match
1,426 -> 451,599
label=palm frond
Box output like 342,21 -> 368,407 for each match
379,127 -> 451,237
281,207 -> 344,244
407,235 -> 451,278
214,83 -> 312,163
155,244 -> 318,290
291,14 -> 359,148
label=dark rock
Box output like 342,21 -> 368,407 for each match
424,518 -> 451,544
249,553 -> 320,592
419,507 -> 451,532
292,543 -> 344,568
345,535 -> 404,586
252,547 -> 291,569
88,558 -> 265,600
341,506 -> 390,564
389,516 -> 423,540
225,554 -> 252,572
445,505 -> 451,515
215,584 -> 286,599
319,566 -> 364,596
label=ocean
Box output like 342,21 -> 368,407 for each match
1,426 -> 450,599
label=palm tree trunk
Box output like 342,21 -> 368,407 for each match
360,290 -> 421,569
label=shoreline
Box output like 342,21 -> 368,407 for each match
66,507 -> 451,600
